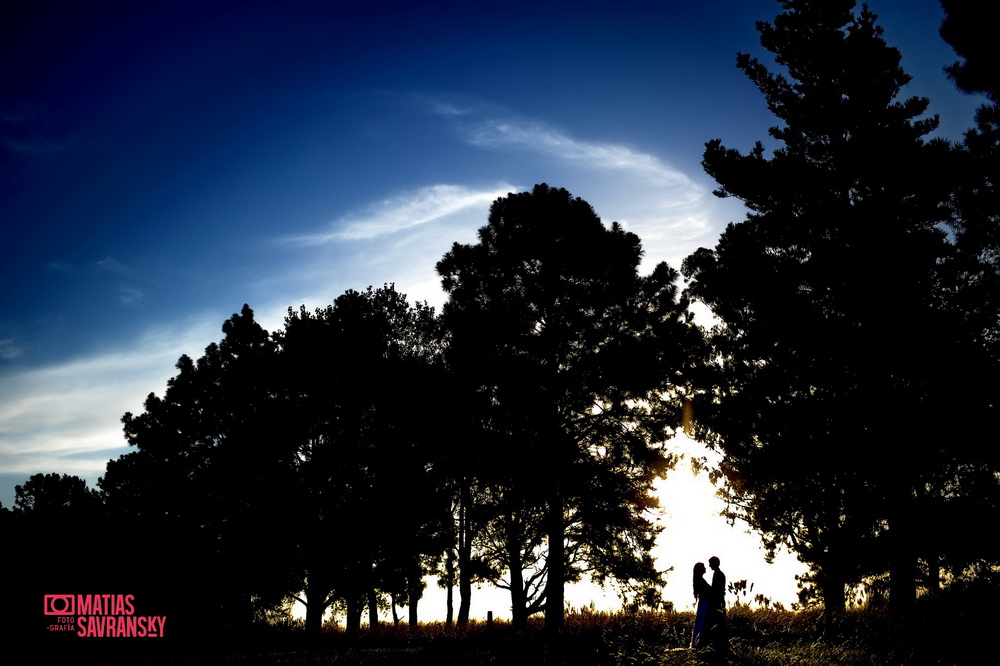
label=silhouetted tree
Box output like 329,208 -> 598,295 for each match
438,184 -> 699,630
104,304 -> 291,633
939,0 -> 1000,369
432,394 -> 494,626
934,0 -> 1000,580
474,483 -> 549,626
13,472 -> 103,516
278,285 -> 450,634
940,0 -> 1000,100
683,0 -> 962,618
4,474 -> 114,645
104,291 -> 451,636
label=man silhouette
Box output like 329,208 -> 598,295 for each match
707,556 -> 727,656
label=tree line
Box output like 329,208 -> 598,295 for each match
3,0 -> 998,638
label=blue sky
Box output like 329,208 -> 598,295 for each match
0,0 -> 982,609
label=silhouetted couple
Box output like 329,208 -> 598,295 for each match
690,556 -> 727,654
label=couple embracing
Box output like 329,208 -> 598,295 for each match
690,556 -> 726,651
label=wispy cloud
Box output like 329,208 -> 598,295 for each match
0,318 -> 220,498
117,286 -> 144,306
419,97 -> 723,271
469,119 -> 698,190
0,340 -> 23,361
424,98 -> 702,193
261,182 -> 515,315
45,261 -> 74,272
427,99 -> 474,117
274,98 -> 726,312
96,256 -> 129,274
290,183 -> 516,245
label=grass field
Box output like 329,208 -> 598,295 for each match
25,591 -> 988,666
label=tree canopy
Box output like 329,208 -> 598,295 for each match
437,183 -> 701,628
99,287 -> 453,635
683,0 -> 997,616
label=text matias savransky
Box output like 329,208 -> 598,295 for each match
43,594 -> 167,638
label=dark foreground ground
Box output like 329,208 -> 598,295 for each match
14,590 -> 991,666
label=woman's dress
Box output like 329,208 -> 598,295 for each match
691,578 -> 712,648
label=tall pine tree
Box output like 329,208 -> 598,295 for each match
683,0 -> 959,616
438,184 -> 700,630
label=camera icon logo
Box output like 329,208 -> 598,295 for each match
43,595 -> 76,615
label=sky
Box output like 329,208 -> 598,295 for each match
0,0 -> 984,615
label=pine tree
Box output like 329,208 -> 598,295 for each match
683,0 -> 958,616
438,184 -> 699,629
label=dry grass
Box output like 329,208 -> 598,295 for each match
21,591 -> 992,665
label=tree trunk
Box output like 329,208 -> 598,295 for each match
344,594 -> 362,636
304,573 -> 329,636
544,489 -> 564,632
407,563 -> 422,628
888,493 -> 916,620
508,521 -> 528,629
305,597 -> 326,636
819,566 -> 846,620
346,595 -> 362,636
889,537 -> 916,619
368,588 -> 379,629
457,480 -> 472,625
445,545 -> 455,626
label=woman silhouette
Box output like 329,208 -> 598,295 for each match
690,562 -> 711,648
